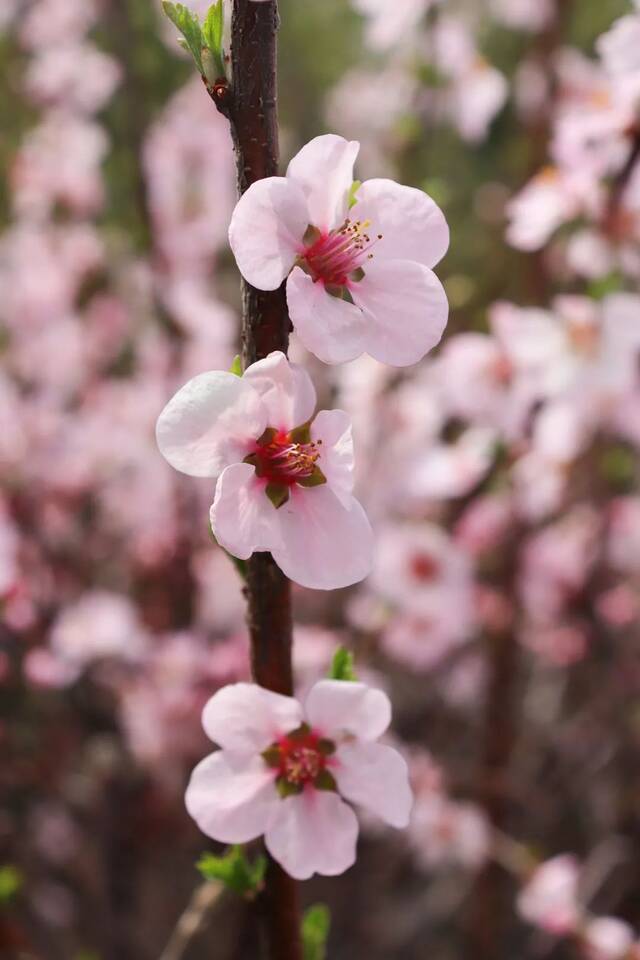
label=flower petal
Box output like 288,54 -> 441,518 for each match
201,683 -> 303,752
242,351 -> 316,431
210,462 -> 282,560
305,680 -> 391,741
351,259 -> 448,367
156,372 -> 265,478
272,485 -> 374,590
311,409 -> 355,501
334,741 -> 413,828
228,176 -> 308,290
286,134 -> 359,232
265,790 -> 358,880
287,267 -> 367,365
351,178 -> 449,269
185,752 -> 279,844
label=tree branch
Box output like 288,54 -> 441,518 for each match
206,2 -> 301,957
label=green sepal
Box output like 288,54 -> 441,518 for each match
318,738 -> 336,755
349,267 -> 365,282
162,2 -> 204,73
0,865 -> 22,904
329,646 -> 357,681
229,354 -> 243,377
196,845 -> 266,898
289,421 -> 312,444
276,778 -> 303,798
303,224 -> 322,245
302,903 -> 331,960
313,769 -> 337,792
297,466 -> 326,488
287,722 -> 311,739
348,181 -> 362,209
261,745 -> 282,768
256,426 -> 278,446
266,482 -> 290,509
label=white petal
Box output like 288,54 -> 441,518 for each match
201,683 -> 303,752
156,372 -> 265,478
311,409 -> 355,501
272,485 -> 374,590
210,462 -> 282,560
287,267 -> 367,365
351,178 -> 449,269
185,752 -> 279,844
286,134 -> 359,232
265,790 -> 358,880
334,741 -> 413,828
228,176 -> 308,290
304,680 -> 391,741
242,351 -> 316,431
351,259 -> 448,366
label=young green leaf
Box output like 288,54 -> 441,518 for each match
203,1 -> 224,57
0,865 -> 22,903
230,354 -> 243,377
302,903 -> 331,960
328,645 -> 357,681
162,2 -> 204,74
347,180 -> 362,210
196,846 -> 266,897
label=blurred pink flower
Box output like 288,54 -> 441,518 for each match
186,680 -> 412,879
583,917 -> 635,960
517,855 -> 581,935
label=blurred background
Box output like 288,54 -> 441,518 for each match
2,0 -> 640,958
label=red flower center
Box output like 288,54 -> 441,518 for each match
251,429 -> 322,486
410,552 -> 441,582
302,218 -> 382,287
262,726 -> 336,794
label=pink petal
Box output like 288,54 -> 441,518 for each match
242,351 -> 316,431
210,462 -> 282,560
156,372 -> 265,478
265,790 -> 358,880
185,752 -> 279,844
202,683 -> 303,752
287,267 -> 367,364
334,741 -> 413,828
286,134 -> 359,232
273,485 -> 374,590
304,680 -> 391,741
351,178 -> 449,269
310,409 -> 355,501
228,176 -> 308,290
352,259 -> 448,366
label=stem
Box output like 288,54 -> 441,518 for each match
208,2 -> 301,957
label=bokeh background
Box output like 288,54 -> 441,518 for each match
2,0 -> 640,958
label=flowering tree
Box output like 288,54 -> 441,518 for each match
2,1 -> 640,959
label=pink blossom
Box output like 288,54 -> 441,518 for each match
49,590 -> 149,671
228,134 -> 449,366
156,351 -> 374,590
352,0 -> 437,50
517,855 -> 582,935
490,0 -> 553,31
583,918 -> 635,960
25,44 -> 121,114
185,680 -> 412,879
597,10 -> 640,77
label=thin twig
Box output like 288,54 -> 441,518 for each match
159,882 -> 224,960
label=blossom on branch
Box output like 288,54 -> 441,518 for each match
185,680 -> 413,880
229,134 -> 449,366
156,350 -> 374,590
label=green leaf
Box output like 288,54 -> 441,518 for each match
289,421 -> 312,444
203,1 -> 224,57
328,646 -> 356,682
230,354 -> 243,377
302,904 -> 331,960
348,180 -> 361,209
162,2 -> 204,74
196,846 -> 266,897
0,865 -> 22,903
587,271 -> 624,300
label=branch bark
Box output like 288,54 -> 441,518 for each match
206,2 -> 301,957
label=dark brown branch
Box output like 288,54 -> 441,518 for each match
206,2 -> 301,957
